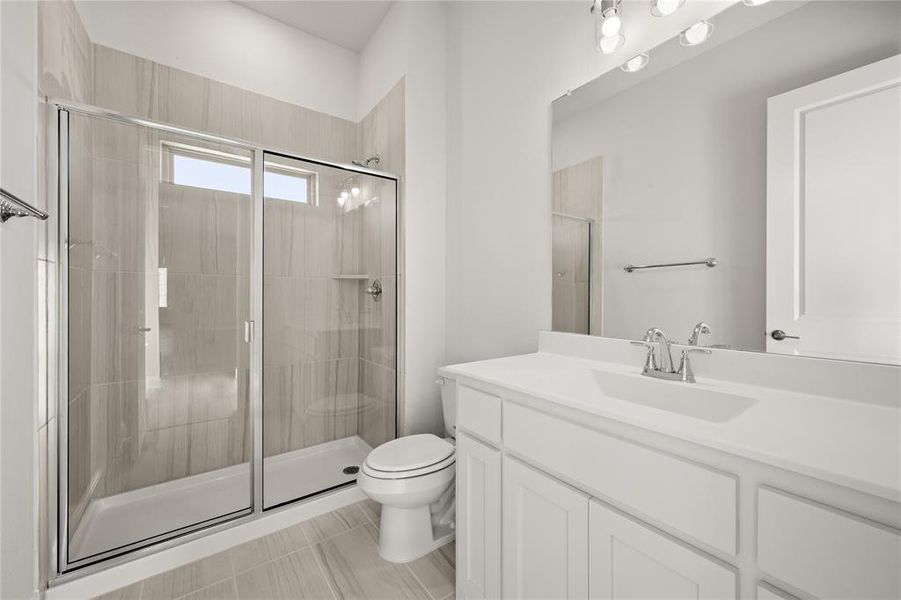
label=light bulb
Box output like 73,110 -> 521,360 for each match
601,14 -> 622,37
351,186 -> 360,197
598,34 -> 625,55
340,190 -> 349,199
337,196 -> 346,208
742,0 -> 771,5
680,20 -> 713,46
620,53 -> 649,73
650,0 -> 684,17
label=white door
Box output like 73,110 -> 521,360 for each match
503,456 -> 589,600
588,499 -> 736,600
767,54 -> 901,364
456,432 -> 502,600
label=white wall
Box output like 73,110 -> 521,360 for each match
445,0 -> 737,364
0,1 -> 38,597
359,3 -> 449,435
74,0 -> 359,121
552,0 -> 901,351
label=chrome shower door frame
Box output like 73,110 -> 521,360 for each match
50,100 -> 402,582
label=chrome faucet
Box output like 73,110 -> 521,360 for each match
631,327 -> 680,381
688,322 -> 711,346
630,325 -> 712,383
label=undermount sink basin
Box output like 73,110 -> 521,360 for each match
592,371 -> 756,423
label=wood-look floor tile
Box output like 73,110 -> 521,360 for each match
141,550 -> 233,600
92,580 -> 142,600
407,542 -> 455,600
356,499 -> 381,528
301,504 -> 368,544
315,524 -> 431,599
234,547 -> 334,600
178,578 -> 237,600
230,522 -> 311,574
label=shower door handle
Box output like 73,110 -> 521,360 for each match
244,320 -> 255,343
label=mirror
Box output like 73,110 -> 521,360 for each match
551,0 -> 901,365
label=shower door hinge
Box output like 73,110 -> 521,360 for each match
244,320 -> 255,343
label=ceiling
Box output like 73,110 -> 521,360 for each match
234,1 -> 394,52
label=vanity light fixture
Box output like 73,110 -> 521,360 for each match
650,0 -> 684,17
621,53 -> 650,73
598,0 -> 623,37
593,0 -> 626,54
680,20 -> 714,46
742,0 -> 771,5
598,34 -> 625,55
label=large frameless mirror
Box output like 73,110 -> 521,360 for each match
551,0 -> 901,365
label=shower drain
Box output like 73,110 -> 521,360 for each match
343,465 -> 360,475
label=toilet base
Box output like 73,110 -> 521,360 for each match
377,505 -> 456,563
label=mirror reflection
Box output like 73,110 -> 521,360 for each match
551,0 -> 901,365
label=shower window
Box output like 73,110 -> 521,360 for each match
163,143 -> 316,204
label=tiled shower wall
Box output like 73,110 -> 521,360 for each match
38,0 -> 405,569
552,156 -> 603,335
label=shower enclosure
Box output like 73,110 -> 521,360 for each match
54,104 -> 398,573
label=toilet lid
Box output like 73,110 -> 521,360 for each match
365,434 -> 455,473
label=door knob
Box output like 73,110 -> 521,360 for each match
770,329 -> 799,341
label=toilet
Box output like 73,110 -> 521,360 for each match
357,378 -> 457,563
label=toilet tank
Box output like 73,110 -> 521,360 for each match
440,377 -> 457,438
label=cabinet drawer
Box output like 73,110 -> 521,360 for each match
758,487 -> 901,599
457,384 -> 502,445
504,402 -> 737,555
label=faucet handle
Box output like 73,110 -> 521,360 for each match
631,340 -> 658,373
678,347 -> 711,383
688,322 -> 711,346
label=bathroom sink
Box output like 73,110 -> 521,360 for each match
592,371 -> 756,423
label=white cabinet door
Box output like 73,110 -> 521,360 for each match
589,499 -> 736,600
503,456 -> 589,599
456,432 -> 501,600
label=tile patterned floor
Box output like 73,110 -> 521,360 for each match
94,500 -> 455,600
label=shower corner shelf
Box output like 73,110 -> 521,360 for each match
332,274 -> 369,280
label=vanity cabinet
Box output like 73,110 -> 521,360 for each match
456,432 -> 502,600
588,500 -> 736,600
448,372 -> 900,600
502,457 -> 588,599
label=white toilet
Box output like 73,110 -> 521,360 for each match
357,378 -> 457,563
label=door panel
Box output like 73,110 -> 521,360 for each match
456,432 -> 502,600
589,499 -> 735,600
64,113 -> 254,566
766,54 -> 901,364
503,456 -> 589,600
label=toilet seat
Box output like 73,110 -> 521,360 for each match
363,434 -> 455,480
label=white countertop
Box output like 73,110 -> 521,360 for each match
440,351 -> 901,503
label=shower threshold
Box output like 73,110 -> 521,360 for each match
68,436 -> 372,564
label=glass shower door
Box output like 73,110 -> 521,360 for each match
262,153 -> 398,509
63,111 -> 254,567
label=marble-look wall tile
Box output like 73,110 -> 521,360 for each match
38,0 -> 92,103
159,184 -> 246,276
90,271 -> 145,385
263,200 -> 306,278
91,156 -> 146,273
93,46 -> 157,119
359,360 -> 396,449
68,267 -> 92,400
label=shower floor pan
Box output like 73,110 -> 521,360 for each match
68,436 -> 371,564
